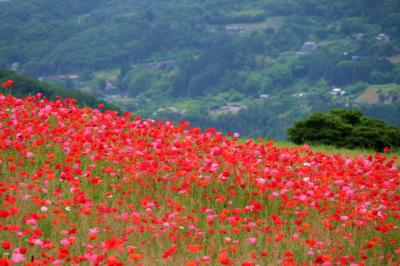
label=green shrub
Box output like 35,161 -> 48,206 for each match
288,109 -> 400,151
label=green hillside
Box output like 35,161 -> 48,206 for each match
1,0 -> 399,138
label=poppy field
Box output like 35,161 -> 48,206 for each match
0,91 -> 399,265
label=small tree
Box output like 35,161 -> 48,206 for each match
288,109 -> 400,151
287,112 -> 351,146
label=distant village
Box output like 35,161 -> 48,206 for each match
296,32 -> 390,57
5,30 -> 396,117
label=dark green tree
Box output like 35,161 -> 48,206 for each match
288,109 -> 400,151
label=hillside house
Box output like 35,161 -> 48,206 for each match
351,55 -> 363,60
384,95 -> 397,104
157,106 -> 186,115
216,105 -> 245,114
10,62 -> 20,72
68,74 -> 80,80
105,81 -> 116,91
297,41 -> 318,55
331,86 -> 346,96
376,33 -> 390,42
293,92 -> 305,97
225,25 -> 246,34
39,73 -> 80,82
354,33 -> 365,40
131,60 -> 175,70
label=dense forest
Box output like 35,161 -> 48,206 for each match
1,0 -> 399,138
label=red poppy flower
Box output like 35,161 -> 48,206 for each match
1,241 -> 12,250
105,237 -> 123,250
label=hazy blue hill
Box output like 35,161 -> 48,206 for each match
0,0 -> 399,138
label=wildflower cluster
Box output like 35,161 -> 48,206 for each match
1,79 -> 13,95
1,80 -> 13,88
0,92 -> 399,265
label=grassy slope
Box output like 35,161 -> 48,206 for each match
274,141 -> 400,158
0,95 -> 399,265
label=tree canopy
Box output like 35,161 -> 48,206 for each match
288,109 -> 400,151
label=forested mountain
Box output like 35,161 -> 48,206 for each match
1,0 -> 399,138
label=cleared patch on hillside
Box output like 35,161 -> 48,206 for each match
236,17 -> 282,31
355,88 -> 380,104
214,17 -> 283,34
387,54 -> 400,64
355,84 -> 400,104
94,68 -> 120,81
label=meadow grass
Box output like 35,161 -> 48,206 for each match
273,140 -> 400,163
2,139 -> 398,265
1,95 -> 399,265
